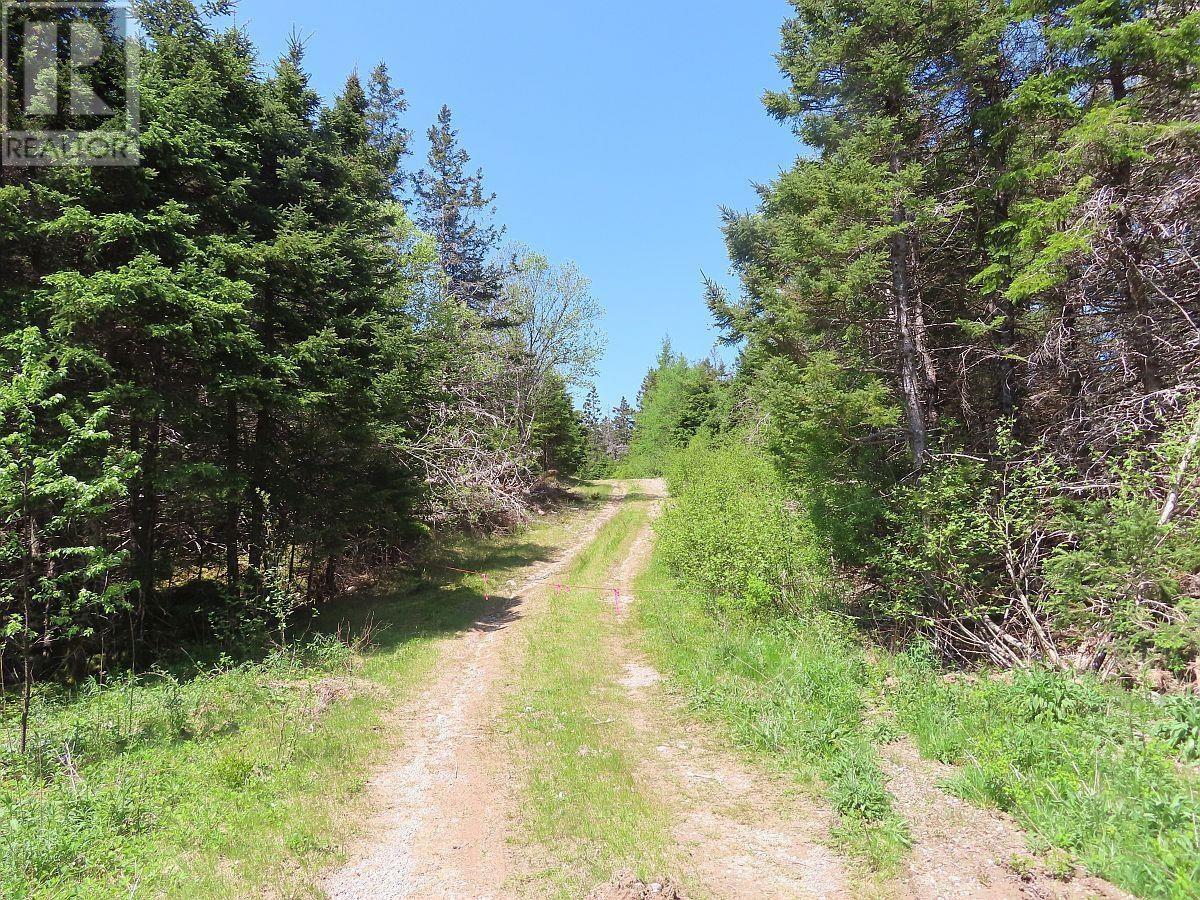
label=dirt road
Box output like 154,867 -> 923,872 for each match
605,481 -> 854,899
323,485 -> 628,900
322,480 -> 1127,900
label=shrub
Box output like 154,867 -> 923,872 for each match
657,435 -> 827,614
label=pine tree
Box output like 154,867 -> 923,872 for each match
582,385 -> 601,432
413,106 -> 506,312
611,397 -> 636,456
0,328 -> 133,746
365,63 -> 410,198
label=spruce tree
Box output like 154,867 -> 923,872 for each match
413,106 -> 506,312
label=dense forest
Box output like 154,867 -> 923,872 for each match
627,0 -> 1200,679
0,1 -> 627,744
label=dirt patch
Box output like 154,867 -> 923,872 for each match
585,870 -> 686,900
309,678 -> 353,714
883,739 -> 1131,899
618,661 -> 663,690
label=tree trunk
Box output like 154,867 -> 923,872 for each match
890,203 -> 930,470
1108,60 -> 1162,395
224,396 -> 240,594
19,485 -> 36,754
247,403 -> 270,573
1159,406 -> 1200,526
136,415 -> 161,642
886,128 -> 931,471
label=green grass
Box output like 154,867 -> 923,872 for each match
633,555 -> 911,872
507,499 -> 674,898
880,649 -> 1200,898
631,438 -> 1200,897
636,551 -> 1200,898
0,488 -> 609,899
636,543 -> 1200,897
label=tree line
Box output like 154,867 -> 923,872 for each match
0,0 -> 607,742
630,0 -> 1200,676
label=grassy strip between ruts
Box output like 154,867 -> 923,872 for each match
0,483 -> 612,899
507,497 -> 675,898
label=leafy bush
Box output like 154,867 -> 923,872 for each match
657,435 -> 827,614
827,747 -> 892,821
1044,490 -> 1200,673
1010,669 -> 1105,724
1156,694 -> 1200,763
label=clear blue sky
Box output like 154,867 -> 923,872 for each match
235,0 -> 799,411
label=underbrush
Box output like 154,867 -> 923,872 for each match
656,436 -> 827,614
0,491 -> 605,899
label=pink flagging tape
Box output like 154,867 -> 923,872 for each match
432,562 -> 678,600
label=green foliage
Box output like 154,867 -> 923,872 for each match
619,341 -> 721,477
531,373 -> 587,477
0,327 -> 134,703
755,351 -> 895,566
712,0 -> 1200,672
1042,443 -> 1200,672
657,436 -> 827,614
1009,668 -> 1106,724
887,657 -> 1200,897
1,0 -> 593,685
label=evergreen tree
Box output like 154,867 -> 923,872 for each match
611,398 -> 636,456
531,373 -> 586,476
712,0 -> 1200,666
413,106 -> 506,312
365,63 -> 410,197
582,385 -> 602,433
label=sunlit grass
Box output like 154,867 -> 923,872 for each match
880,651 -> 1200,898
633,555 -> 911,873
507,499 -> 674,898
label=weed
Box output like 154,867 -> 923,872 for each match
1156,694 -> 1200,762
